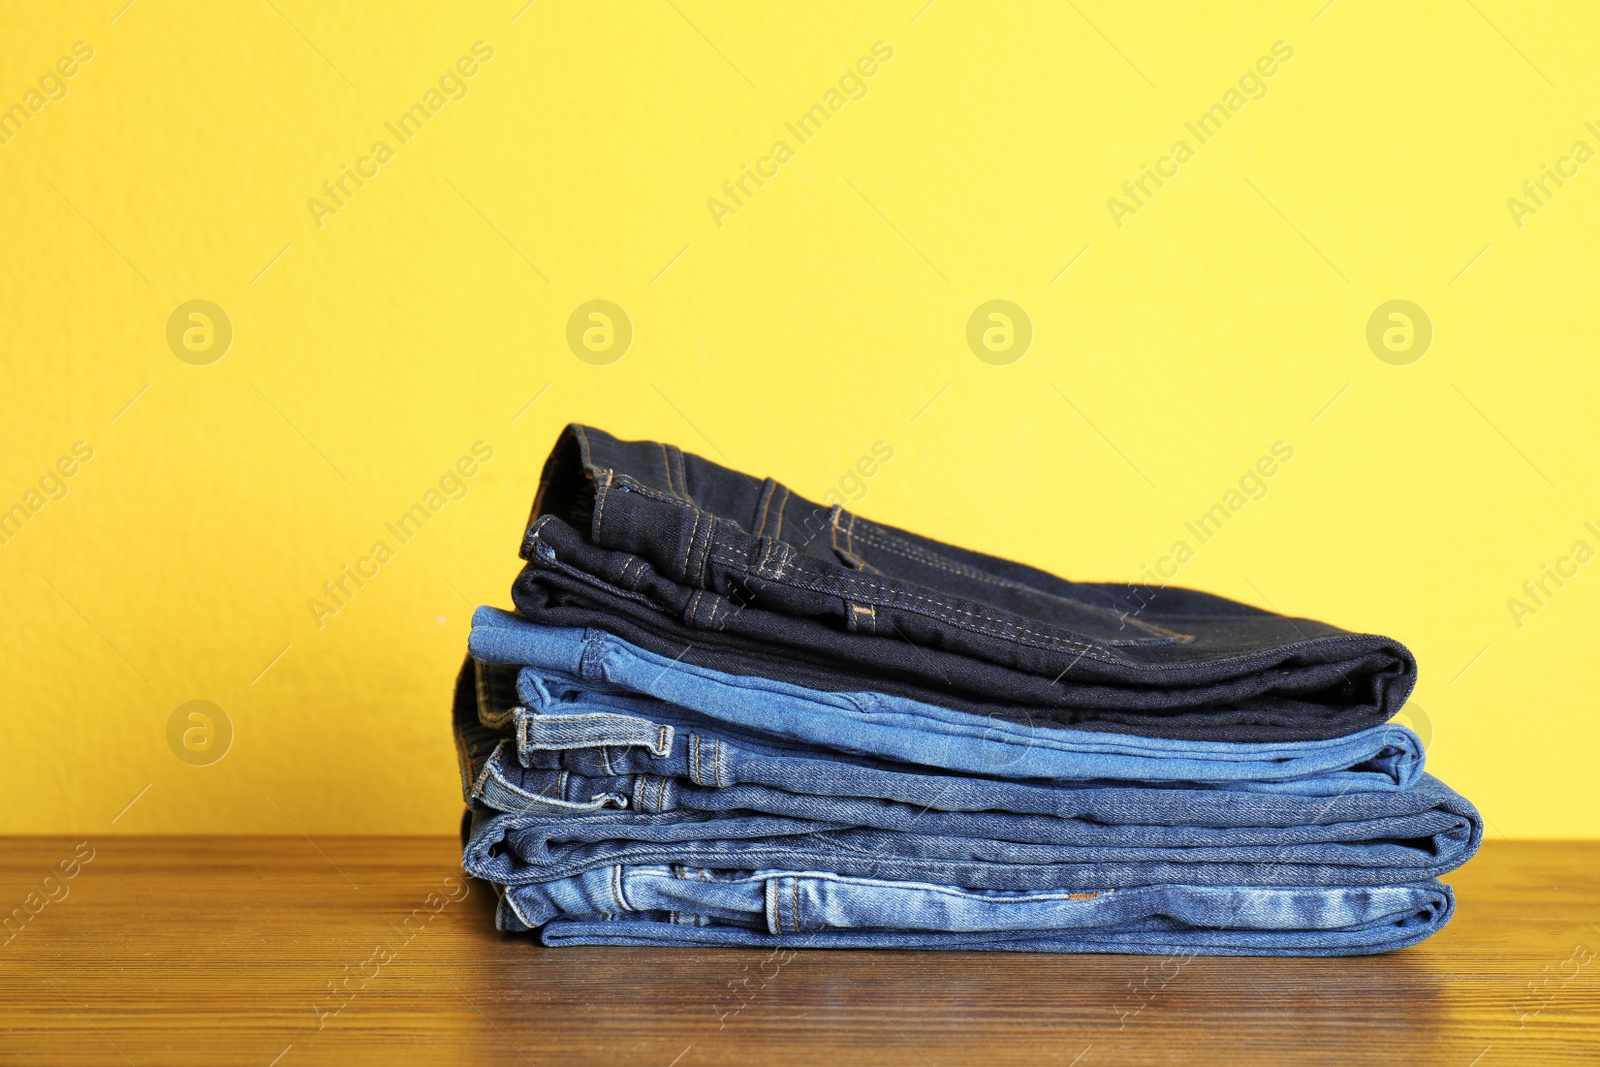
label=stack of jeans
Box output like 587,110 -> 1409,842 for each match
455,425 -> 1481,955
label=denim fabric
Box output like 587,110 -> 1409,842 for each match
468,608 -> 1425,793
460,792 -> 1478,893
460,737 -> 1477,865
527,912 -> 1449,956
453,633 -> 1481,894
453,657 -> 1479,865
497,865 -> 1453,939
493,879 -> 1455,957
510,424 -> 1416,742
451,659 -> 1472,902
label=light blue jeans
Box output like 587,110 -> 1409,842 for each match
468,607 -> 1424,793
492,872 -> 1454,957
453,660 -> 1481,881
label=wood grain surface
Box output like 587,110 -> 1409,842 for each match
1,837 -> 1596,1066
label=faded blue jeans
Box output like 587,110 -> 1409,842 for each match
492,873 -> 1454,957
453,658 -> 1481,883
460,794 -> 1476,893
456,608 -> 1474,953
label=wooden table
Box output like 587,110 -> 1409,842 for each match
1,838 -> 1596,1065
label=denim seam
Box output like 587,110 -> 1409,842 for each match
765,877 -> 780,936
671,445 -> 688,499
773,486 -> 788,540
657,443 -> 675,496
473,666 -> 491,723
593,467 -> 613,538
481,748 -> 626,813
612,865 -> 630,913
754,481 -> 769,536
670,864 -> 686,926
537,567 -> 1384,677
791,878 -> 801,933
630,775 -> 644,810
468,737 -> 505,800
851,521 -> 1191,642
703,540 -> 1129,655
679,507 -> 699,580
478,705 -> 516,731
501,887 -> 537,931
452,723 -> 475,799
698,517 -> 720,586
526,522 -> 670,615
602,471 -> 681,506
850,522 -> 1049,593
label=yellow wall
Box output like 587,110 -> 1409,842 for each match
3,1 -> 1596,837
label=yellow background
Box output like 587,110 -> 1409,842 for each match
2,0 -> 1596,837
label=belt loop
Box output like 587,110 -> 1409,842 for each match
517,710 -> 674,756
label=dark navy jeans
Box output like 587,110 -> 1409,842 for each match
511,425 -> 1416,742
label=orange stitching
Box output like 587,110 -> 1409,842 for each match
705,542 -> 1109,654
849,524 -> 1191,641
672,446 -> 688,499
658,442 -> 675,494
679,508 -> 699,580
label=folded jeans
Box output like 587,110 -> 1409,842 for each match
467,608 -> 1425,794
451,657 -> 1480,868
511,425 -> 1417,743
499,864 -> 1453,937
461,801 -> 1479,893
490,874 -> 1455,957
